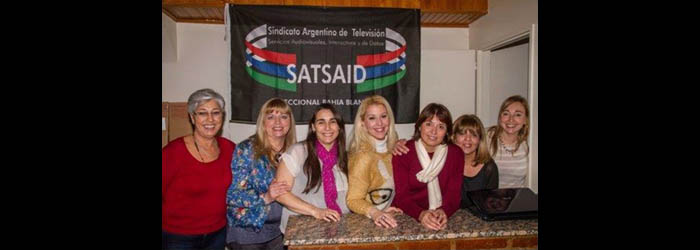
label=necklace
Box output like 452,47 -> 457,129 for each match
499,136 -> 518,155
275,152 -> 282,161
271,142 -> 283,160
272,147 -> 282,162
192,136 -> 205,162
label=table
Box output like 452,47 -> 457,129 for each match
284,209 -> 537,249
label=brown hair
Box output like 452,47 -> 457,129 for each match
452,114 -> 492,166
412,103 -> 453,144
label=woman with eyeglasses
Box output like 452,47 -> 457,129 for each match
275,104 -> 350,233
162,88 -> 235,250
346,95 -> 403,229
225,98 -> 296,250
391,103 -> 464,231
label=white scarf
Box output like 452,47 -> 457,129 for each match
374,137 -> 388,153
415,139 -> 448,210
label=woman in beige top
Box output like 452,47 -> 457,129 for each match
487,95 -> 530,188
346,95 -> 403,228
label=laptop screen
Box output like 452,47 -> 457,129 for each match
468,188 -> 538,215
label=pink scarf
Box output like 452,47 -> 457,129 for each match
315,139 -> 341,214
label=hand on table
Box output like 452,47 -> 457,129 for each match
313,208 -> 341,222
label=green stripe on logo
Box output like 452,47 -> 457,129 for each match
245,66 -> 297,92
355,69 -> 406,93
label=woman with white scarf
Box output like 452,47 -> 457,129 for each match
391,103 -> 464,230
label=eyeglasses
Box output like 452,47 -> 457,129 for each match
194,111 -> 223,119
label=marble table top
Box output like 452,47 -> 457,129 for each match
284,209 -> 538,246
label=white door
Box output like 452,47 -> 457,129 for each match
483,42 -> 529,128
475,35 -> 536,193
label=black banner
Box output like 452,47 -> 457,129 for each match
228,5 -> 420,124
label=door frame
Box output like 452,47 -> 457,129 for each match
475,24 -> 537,193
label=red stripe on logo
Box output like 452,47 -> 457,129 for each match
356,45 -> 406,67
244,41 -> 296,65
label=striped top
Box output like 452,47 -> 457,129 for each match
487,131 -> 529,189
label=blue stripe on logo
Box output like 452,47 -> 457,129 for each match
245,52 -> 295,79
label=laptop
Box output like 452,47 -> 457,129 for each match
466,188 -> 538,221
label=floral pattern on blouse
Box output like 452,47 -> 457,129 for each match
226,139 -> 275,231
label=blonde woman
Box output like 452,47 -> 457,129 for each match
225,98 -> 296,250
452,114 -> 498,208
346,95 -> 404,228
487,95 -> 529,189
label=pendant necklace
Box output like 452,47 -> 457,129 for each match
272,142 -> 283,161
499,136 -> 518,155
193,136 -> 205,162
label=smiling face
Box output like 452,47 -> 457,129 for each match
454,129 -> 480,156
189,99 -> 223,139
419,115 -> 447,152
362,104 -> 389,141
263,109 -> 291,141
312,109 -> 340,149
499,102 -> 527,136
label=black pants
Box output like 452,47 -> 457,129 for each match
162,226 -> 226,250
226,234 -> 285,250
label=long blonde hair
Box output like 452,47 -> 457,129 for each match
488,95 -> 529,157
251,98 -> 297,167
452,114 -> 492,166
348,95 -> 398,154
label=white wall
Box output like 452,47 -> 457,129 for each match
468,0 -> 538,51
162,20 -> 234,138
468,0 -> 538,193
420,28 -> 476,125
162,13 -> 476,144
162,13 -> 177,63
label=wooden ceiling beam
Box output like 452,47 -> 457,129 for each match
163,0 -> 225,7
421,23 -> 470,28
226,0 -> 420,9
163,0 -> 487,11
162,0 -> 487,26
420,0 -> 487,14
176,18 -> 225,24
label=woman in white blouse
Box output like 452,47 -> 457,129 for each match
487,95 -> 530,188
275,104 -> 350,233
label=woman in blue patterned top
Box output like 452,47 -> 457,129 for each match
225,98 -> 297,250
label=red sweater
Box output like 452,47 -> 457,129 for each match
391,140 -> 464,221
162,136 -> 235,235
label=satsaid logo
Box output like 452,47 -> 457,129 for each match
243,24 -> 407,93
